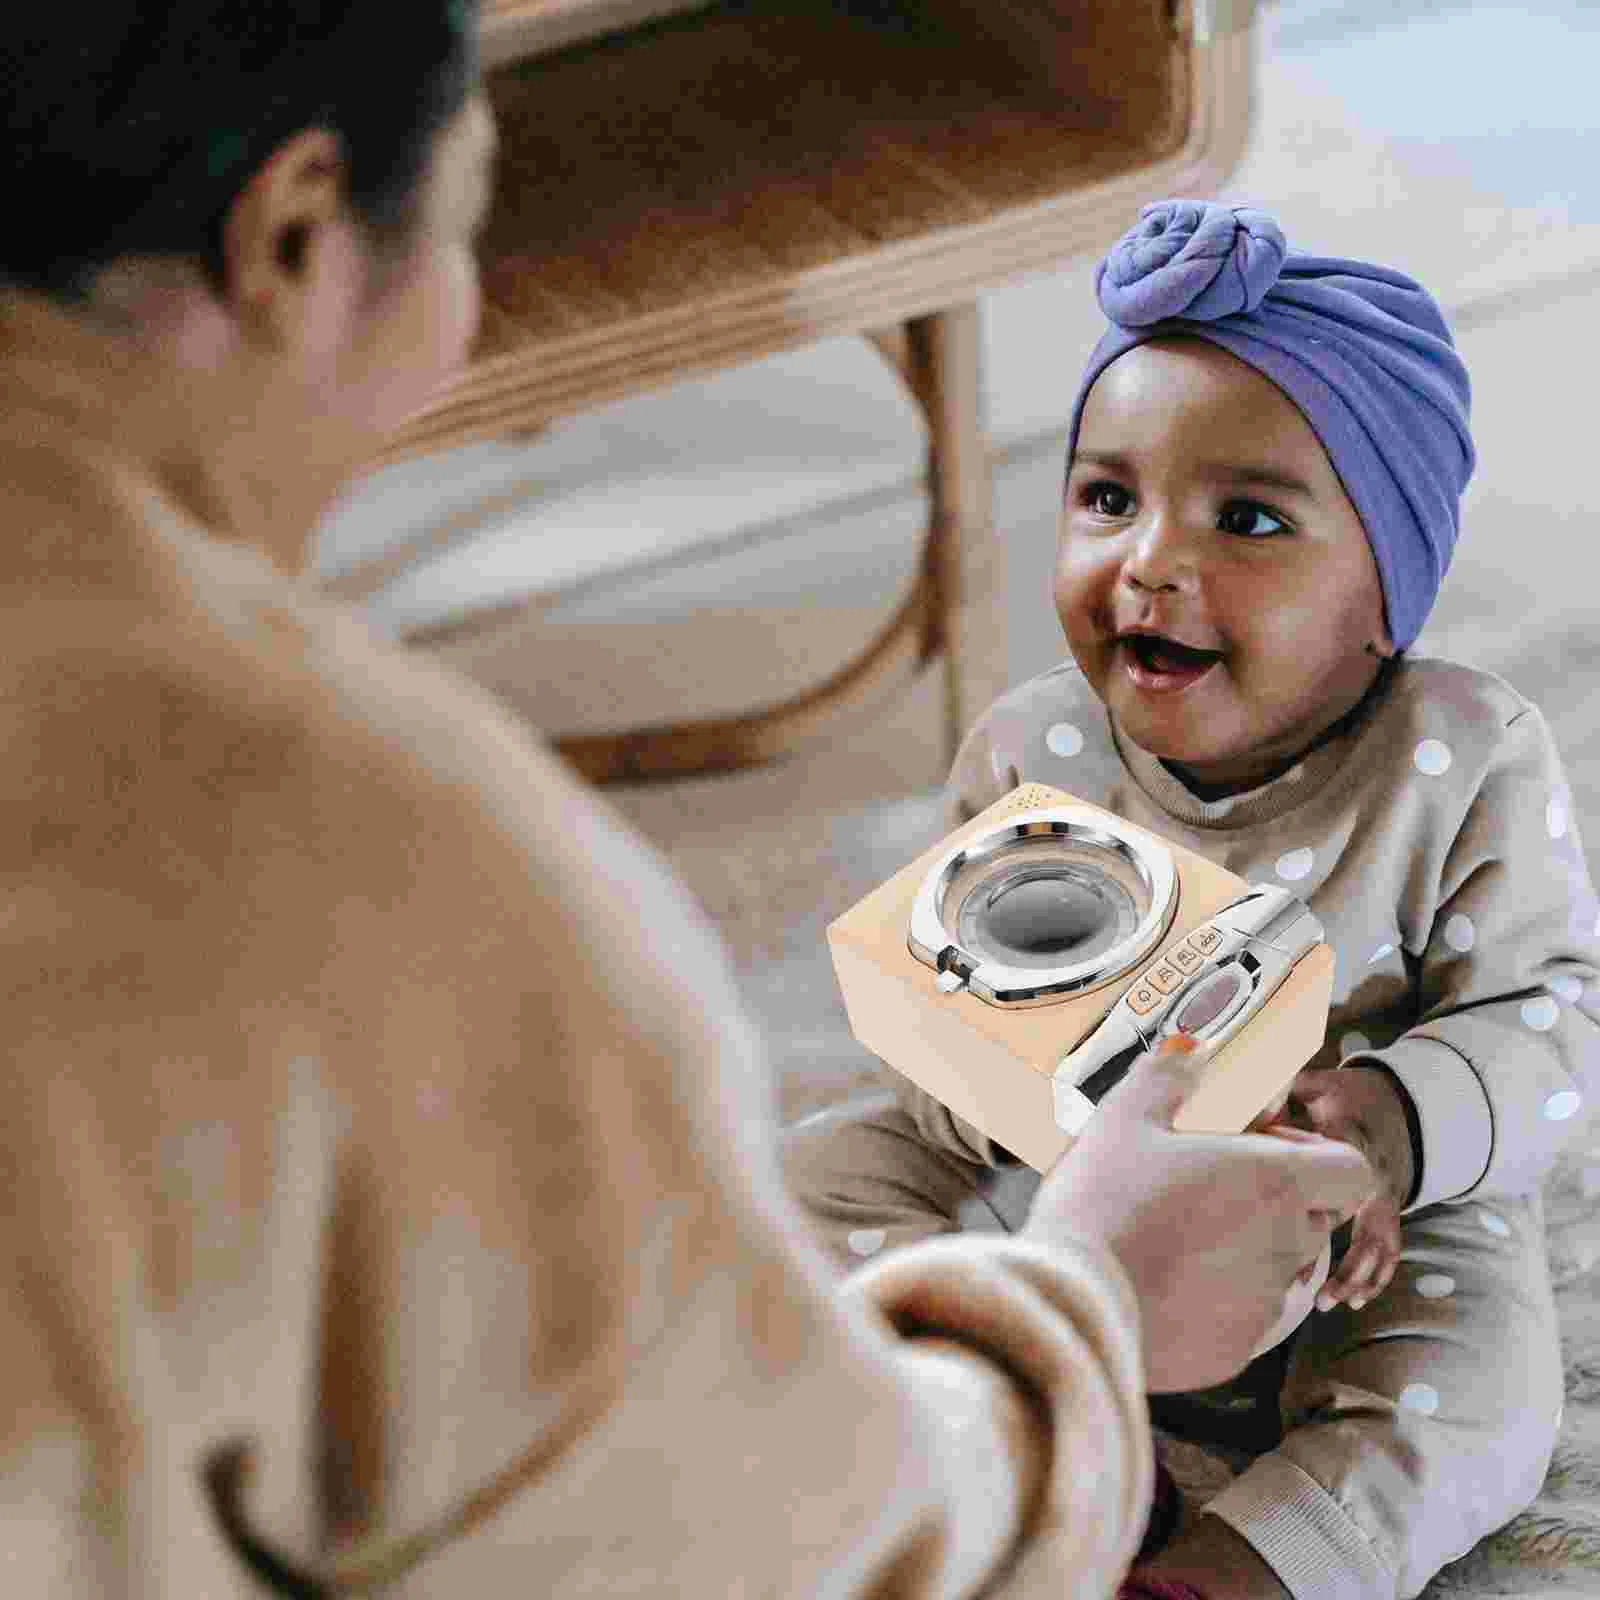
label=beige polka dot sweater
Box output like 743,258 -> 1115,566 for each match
911,657 -> 1600,1212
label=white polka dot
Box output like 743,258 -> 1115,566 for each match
1369,942 -> 1395,964
1522,996 -> 1560,1032
1415,1273 -> 1456,1299
1413,739 -> 1453,776
991,749 -> 1010,782
847,1229 -> 886,1258
1551,974 -> 1584,1005
1045,721 -> 1085,758
1549,793 -> 1570,840
1544,1089 -> 1583,1122
1276,847 -> 1314,882
1479,1209 -> 1511,1237
1398,1383 -> 1440,1415
1443,914 -> 1476,952
1340,1030 -> 1373,1059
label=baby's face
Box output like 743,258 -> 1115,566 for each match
1055,338 -> 1392,793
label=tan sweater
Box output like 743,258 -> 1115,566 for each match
912,656 -> 1600,1212
0,292 -> 1151,1596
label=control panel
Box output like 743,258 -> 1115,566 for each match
1052,885 -> 1324,1135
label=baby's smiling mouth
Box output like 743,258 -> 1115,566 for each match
1111,628 -> 1228,697
1117,628 -> 1227,675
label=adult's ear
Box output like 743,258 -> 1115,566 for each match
220,126 -> 367,371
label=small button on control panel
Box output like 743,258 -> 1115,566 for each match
1169,943 -> 1204,976
1123,919 -> 1240,1035
1127,978 -> 1163,1015
1147,960 -> 1185,995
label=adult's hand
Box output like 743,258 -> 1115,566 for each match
1022,1036 -> 1378,1392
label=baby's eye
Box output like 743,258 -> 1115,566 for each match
1217,500 -> 1287,538
1082,481 -> 1135,518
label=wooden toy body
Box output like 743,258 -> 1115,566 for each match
827,783 -> 1335,1171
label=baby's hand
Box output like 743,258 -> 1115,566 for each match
1282,1065 -> 1414,1312
1317,1182 -> 1401,1312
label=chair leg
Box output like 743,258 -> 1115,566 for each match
906,303 -> 1004,769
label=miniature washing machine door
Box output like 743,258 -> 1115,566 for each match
907,807 -> 1179,1008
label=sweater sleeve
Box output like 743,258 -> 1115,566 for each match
1343,705 -> 1600,1210
840,1233 -> 1156,1598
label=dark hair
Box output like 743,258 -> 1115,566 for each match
1,2 -> 480,309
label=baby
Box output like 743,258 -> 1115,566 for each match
785,201 -> 1600,1600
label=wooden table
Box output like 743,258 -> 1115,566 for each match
338,0 -> 1258,784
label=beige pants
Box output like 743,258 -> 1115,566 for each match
782,1093 -> 1563,1600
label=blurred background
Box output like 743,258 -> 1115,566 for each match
316,0 -> 1600,1120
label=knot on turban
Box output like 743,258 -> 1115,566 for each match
1068,199 -> 1475,651
1097,200 -> 1286,325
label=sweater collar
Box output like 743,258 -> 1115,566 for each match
1109,658 -> 1399,829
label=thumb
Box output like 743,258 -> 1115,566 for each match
1100,1032 -> 1207,1125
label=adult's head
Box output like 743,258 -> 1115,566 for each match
0,2 -> 496,562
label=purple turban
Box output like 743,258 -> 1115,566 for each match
1066,200 -> 1475,650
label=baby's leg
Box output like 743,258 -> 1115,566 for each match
1201,1191 -> 1563,1600
779,1089 -> 1040,1276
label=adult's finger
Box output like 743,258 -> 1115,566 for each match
1253,1123 -> 1333,1145
1245,1092 -> 1292,1134
1251,1123 -> 1380,1234
1255,1127 -> 1379,1221
1096,1032 -> 1206,1125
